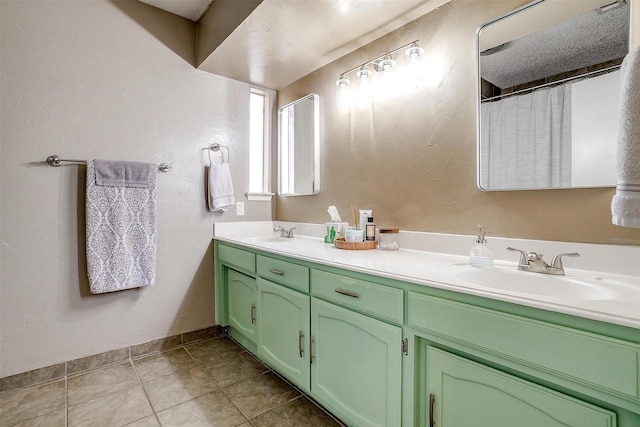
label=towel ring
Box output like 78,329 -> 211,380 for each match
208,143 -> 229,163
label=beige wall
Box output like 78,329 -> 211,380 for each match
0,0 -> 271,376
196,0 -> 262,67
277,0 -> 640,246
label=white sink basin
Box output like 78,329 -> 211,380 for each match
243,235 -> 291,244
442,264 -> 618,300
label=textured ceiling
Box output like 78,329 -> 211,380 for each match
139,0 -> 213,21
480,1 -> 629,89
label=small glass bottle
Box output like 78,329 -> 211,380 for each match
365,217 -> 376,241
470,224 -> 493,267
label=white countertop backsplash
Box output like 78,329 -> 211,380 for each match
213,221 -> 640,329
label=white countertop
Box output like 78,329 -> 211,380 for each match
213,221 -> 640,330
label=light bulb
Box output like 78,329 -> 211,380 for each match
356,66 -> 372,104
378,55 -> 396,73
405,43 -> 424,64
375,55 -> 395,101
336,75 -> 351,107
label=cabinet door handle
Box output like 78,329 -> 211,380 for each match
429,393 -> 435,427
268,269 -> 284,275
250,304 -> 256,324
309,337 -> 314,364
299,331 -> 304,358
335,288 -> 359,298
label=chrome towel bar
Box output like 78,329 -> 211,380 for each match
46,155 -> 172,173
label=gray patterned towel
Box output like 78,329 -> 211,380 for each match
86,159 -> 157,294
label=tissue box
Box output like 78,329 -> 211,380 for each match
324,222 -> 348,243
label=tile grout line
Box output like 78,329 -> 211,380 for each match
210,337 -> 279,422
129,356 -> 162,426
184,337 -> 291,424
131,337 -> 241,421
143,344 -> 211,420
181,341 -> 253,425
214,336 -> 344,425
226,339 -> 345,426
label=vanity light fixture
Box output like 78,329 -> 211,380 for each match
335,39 -> 422,106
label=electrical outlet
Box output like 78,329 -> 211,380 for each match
236,202 -> 245,216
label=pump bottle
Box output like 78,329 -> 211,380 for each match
470,224 -> 493,267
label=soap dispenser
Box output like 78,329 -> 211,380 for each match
470,224 -> 493,267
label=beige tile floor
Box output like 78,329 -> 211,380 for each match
0,337 -> 344,426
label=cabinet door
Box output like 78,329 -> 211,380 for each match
227,269 -> 257,344
311,297 -> 402,427
426,347 -> 616,427
257,278 -> 311,393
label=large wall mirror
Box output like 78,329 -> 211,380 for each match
278,93 -> 320,196
477,0 -> 630,191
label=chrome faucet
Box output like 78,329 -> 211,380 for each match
507,247 -> 579,275
274,226 -> 296,238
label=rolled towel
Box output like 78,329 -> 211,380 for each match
612,44 -> 640,228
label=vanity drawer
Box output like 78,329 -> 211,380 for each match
257,255 -> 309,293
408,292 -> 640,405
311,270 -> 403,325
218,243 -> 255,275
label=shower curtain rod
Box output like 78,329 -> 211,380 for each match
46,155 -> 172,173
481,63 -> 621,103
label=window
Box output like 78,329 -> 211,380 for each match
248,88 -> 271,198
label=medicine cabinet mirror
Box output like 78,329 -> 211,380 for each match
477,0 -> 629,191
278,93 -> 320,196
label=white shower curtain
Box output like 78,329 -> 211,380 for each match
480,85 -> 572,190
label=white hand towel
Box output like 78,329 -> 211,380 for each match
612,44 -> 640,228
208,162 -> 235,212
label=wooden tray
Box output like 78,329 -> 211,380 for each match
334,238 -> 377,250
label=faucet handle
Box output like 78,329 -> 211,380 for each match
551,252 -> 580,270
507,247 -> 529,265
287,227 -> 296,238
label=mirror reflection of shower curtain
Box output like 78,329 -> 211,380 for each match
481,85 -> 571,190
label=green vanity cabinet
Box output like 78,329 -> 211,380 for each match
425,347 -> 616,427
408,292 -> 640,416
257,275 -> 403,426
214,241 -> 640,427
257,277 -> 311,392
254,254 -> 402,426
227,269 -> 257,344
311,297 -> 402,427
215,242 -> 403,427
